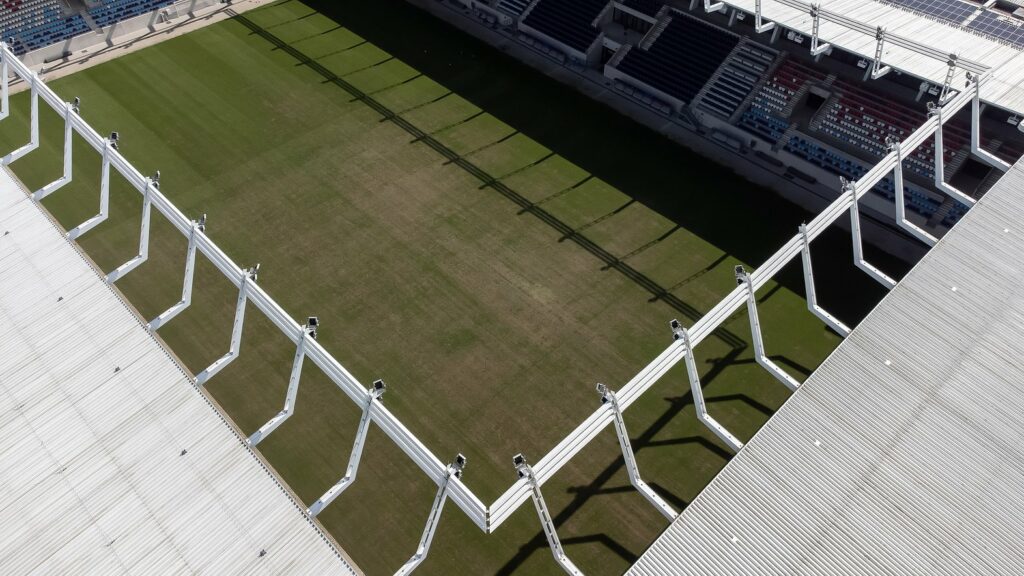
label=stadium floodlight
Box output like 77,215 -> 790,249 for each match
595,383 -> 677,520
305,316 -> 318,340
109,131 -> 119,149
372,378 -> 386,398
70,97 -> 80,113
150,170 -> 161,190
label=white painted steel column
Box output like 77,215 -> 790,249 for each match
512,455 -> 583,576
33,98 -> 77,200
704,0 -> 726,13
307,380 -> 386,517
107,172 -> 158,283
809,4 -> 831,56
735,266 -> 800,391
2,74 -> 38,165
799,224 -> 851,336
754,0 -> 775,33
847,179 -> 897,288
871,27 -> 892,79
394,454 -> 467,576
671,320 -> 744,452
929,101 -> 976,206
0,44 -> 9,121
68,133 -> 116,240
149,214 -> 206,330
887,137 -> 938,246
969,73 -> 1011,172
248,317 -> 319,446
195,264 -> 258,385
596,383 -> 676,521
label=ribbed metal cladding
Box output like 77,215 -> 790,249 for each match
629,161 -> 1024,575
0,169 -> 358,575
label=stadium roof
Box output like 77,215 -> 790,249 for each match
721,0 -> 1024,115
628,158 -> 1024,575
0,170 -> 358,575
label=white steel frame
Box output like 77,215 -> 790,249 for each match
0,35 -> 1005,572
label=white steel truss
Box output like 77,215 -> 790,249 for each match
735,266 -> 801,391
596,383 -> 677,521
33,97 -> 76,201
0,38 -> 1004,573
513,455 -> 583,576
846,178 -> 897,289
248,316 -> 319,446
149,213 -> 205,330
887,137 -> 938,247
754,0 -> 775,33
809,3 -> 831,57
395,454 -> 467,576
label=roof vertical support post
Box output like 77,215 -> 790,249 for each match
195,264 -> 258,385
735,266 -> 800,391
394,454 -> 467,576
2,74 -> 38,165
148,214 -> 206,330
249,317 -> 318,446
969,72 -> 1011,172
33,99 -> 77,201
847,179 -> 897,289
888,137 -> 937,246
704,0 -> 727,14
106,173 -> 157,283
754,0 -> 775,33
68,133 -> 116,240
809,4 -> 831,56
871,26 -> 892,79
0,44 -> 9,121
596,383 -> 677,521
307,380 -> 385,517
512,455 -> 583,576
938,54 -> 958,105
671,321 -> 744,451
799,224 -> 851,336
928,101 -> 976,207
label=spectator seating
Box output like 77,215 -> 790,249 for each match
738,104 -> 789,143
697,43 -> 775,119
615,12 -> 738,104
0,0 -> 89,54
520,0 -> 609,53
89,0 -> 175,29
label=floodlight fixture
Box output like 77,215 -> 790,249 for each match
735,265 -> 747,285
108,131 -> 119,150
196,213 -> 206,232
70,97 -> 80,113
151,170 -> 161,189
513,453 -> 528,477
595,382 -> 611,403
451,453 -> 467,478
247,263 -> 260,282
305,316 -> 319,339
669,318 -> 684,341
371,379 -> 386,399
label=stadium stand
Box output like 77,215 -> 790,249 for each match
0,0 -> 89,54
615,12 -> 739,104
695,42 -> 776,119
88,0 -> 175,28
496,0 -> 531,18
520,0 -> 608,54
618,0 -> 662,17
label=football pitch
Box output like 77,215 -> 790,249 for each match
0,1 -> 897,573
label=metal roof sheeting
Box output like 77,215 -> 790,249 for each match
628,159 -> 1024,575
0,169 -> 358,575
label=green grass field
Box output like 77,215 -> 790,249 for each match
0,1 -> 896,573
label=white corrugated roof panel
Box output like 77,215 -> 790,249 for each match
0,168 -> 359,575
628,160 -> 1024,574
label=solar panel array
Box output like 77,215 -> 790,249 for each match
968,10 -> 1024,48
886,0 -> 976,26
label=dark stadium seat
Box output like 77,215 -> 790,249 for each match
521,0 -> 609,54
615,13 -> 739,104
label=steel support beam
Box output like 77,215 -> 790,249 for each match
394,454 -> 467,576
887,137 -> 938,246
671,321 -> 744,451
149,214 -> 205,330
248,317 -> 319,446
871,26 -> 892,79
735,266 -> 800,391
68,133 -> 117,240
2,75 -> 38,165
0,45 -> 9,122
106,172 -> 159,283
754,0 -> 775,33
596,383 -> 677,521
307,380 -> 386,517
929,101 -> 976,207
704,0 -> 727,14
969,73 -> 1011,172
800,224 -> 851,336
513,455 -> 583,576
195,264 -> 258,385
33,98 -> 77,201
809,4 -> 831,56
846,179 -> 897,289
